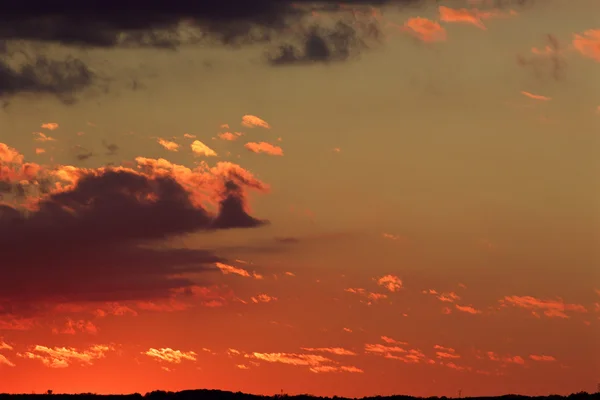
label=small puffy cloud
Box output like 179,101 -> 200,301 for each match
191,140 -> 217,156
572,29 -> 600,62
143,348 -> 197,364
218,132 -> 243,141
241,115 -> 271,129
41,123 -> 59,130
183,133 -> 196,139
35,148 -> 46,155
402,17 -> 447,42
18,344 -> 113,368
376,275 -> 402,292
244,142 -> 283,156
157,138 -> 180,152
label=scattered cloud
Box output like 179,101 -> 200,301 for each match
157,138 -> 180,152
52,319 -> 98,335
402,17 -> 447,43
251,294 -> 277,303
438,6 -> 515,30
41,123 -> 59,130
33,132 -> 56,142
376,275 -> 402,292
529,354 -> 556,362
244,142 -> 284,156
572,29 -> 600,62
241,115 -> 271,129
501,295 -> 587,319
17,344 -> 114,368
216,262 -> 263,279
143,348 -> 197,364
455,304 -> 482,314
191,140 -> 217,157
301,347 -> 357,356
218,132 -> 243,141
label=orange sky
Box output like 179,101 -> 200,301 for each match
0,0 -> 599,398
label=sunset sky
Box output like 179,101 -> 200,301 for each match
0,0 -> 599,398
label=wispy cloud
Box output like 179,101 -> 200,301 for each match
143,348 -> 197,364
18,344 -> 114,368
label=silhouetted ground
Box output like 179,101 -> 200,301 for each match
0,390 -> 599,400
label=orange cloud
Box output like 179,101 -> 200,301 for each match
251,294 -> 277,303
41,123 -> 59,130
183,133 -> 196,139
402,17 -> 447,42
381,336 -> 408,345
521,91 -> 551,101
376,275 -> 402,292
345,288 -> 388,304
18,344 -> 113,368
455,304 -> 482,314
0,340 -> 12,351
439,6 -> 515,30
94,303 -> 138,317
301,347 -> 357,356
33,132 -> 56,142
433,345 -> 460,359
52,319 -> 98,335
501,295 -> 587,319
364,343 -> 407,355
143,348 -> 197,364
190,140 -> 217,157
157,138 -> 180,152
218,132 -> 243,141
247,351 -> 360,374
0,354 -> 15,367
215,262 -> 262,279
241,115 -> 271,129
244,142 -> 283,156
529,354 -> 556,362
572,29 -> 600,62
35,148 -> 46,155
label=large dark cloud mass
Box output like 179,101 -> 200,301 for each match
0,147 -> 269,316
0,0 -> 534,103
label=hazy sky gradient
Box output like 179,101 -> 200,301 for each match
0,0 -> 599,397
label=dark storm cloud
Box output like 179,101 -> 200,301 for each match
0,159 -> 269,313
0,0 -> 535,101
0,1 -> 410,48
0,55 -> 95,104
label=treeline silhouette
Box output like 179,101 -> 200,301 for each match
0,390 -> 599,400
